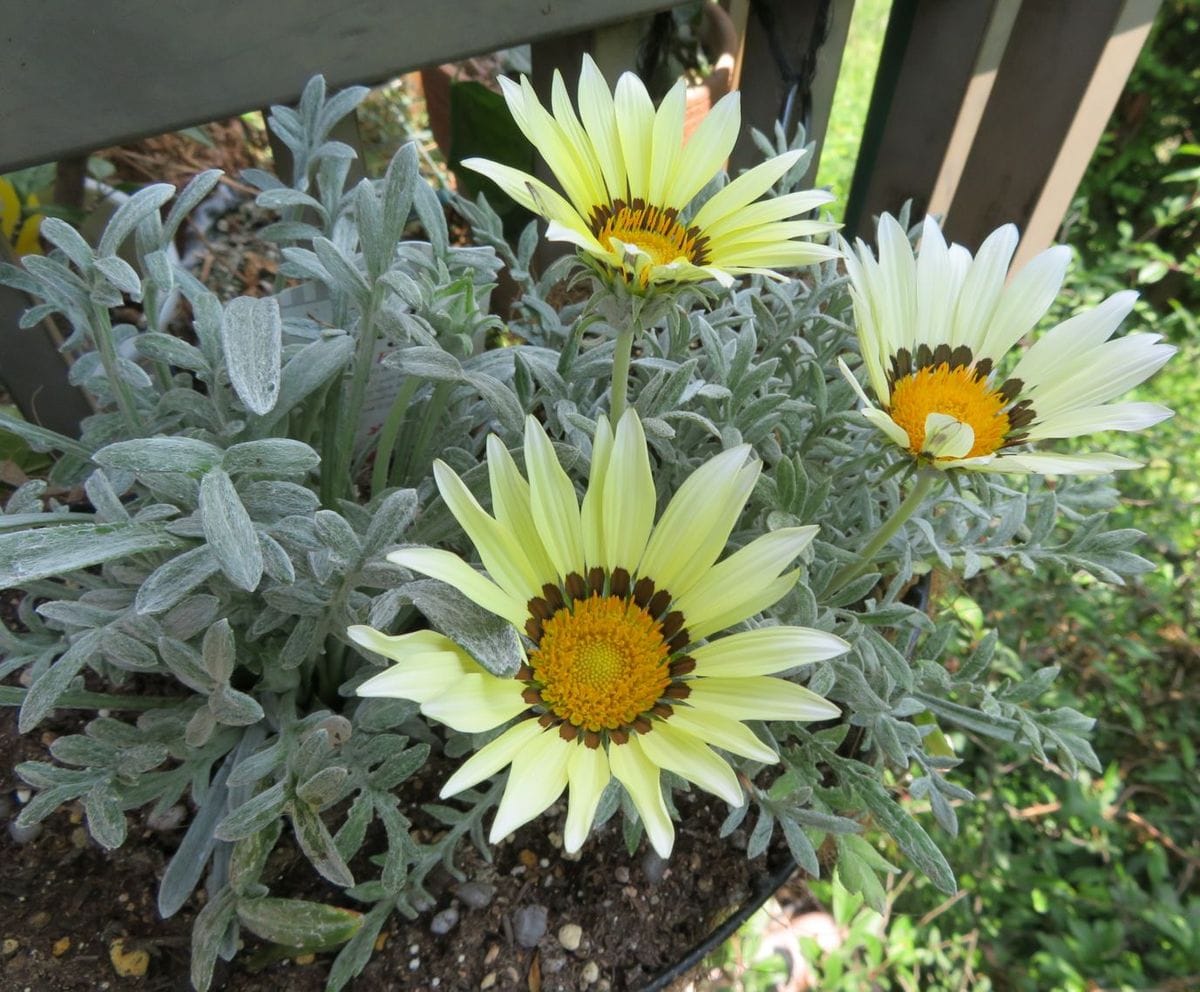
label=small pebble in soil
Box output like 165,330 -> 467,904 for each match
513,905 -> 548,948
581,960 -> 600,984
518,849 -> 538,869
613,866 -> 630,884
641,850 -> 669,884
7,819 -> 41,845
541,951 -> 566,974
455,882 -> 495,909
2,939 -> 19,957
483,945 -> 499,966
548,831 -> 562,849
109,939 -> 149,978
145,804 -> 186,831
408,958 -> 420,971
480,972 -> 497,990
14,787 -> 31,804
52,937 -> 70,957
556,923 -> 582,952
430,908 -> 459,935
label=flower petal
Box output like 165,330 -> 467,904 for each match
350,626 -> 477,703
434,460 -> 540,602
486,435 -> 558,588
608,736 -> 674,857
421,672 -> 529,734
948,223 -> 1018,354
388,547 -> 527,627
489,729 -> 572,842
580,415 -> 615,570
638,445 -> 757,597
460,157 -> 597,250
440,719 -> 544,797
1025,401 -> 1174,440
1011,290 -> 1137,390
523,416 -> 584,581
667,90 -> 741,207
976,244 -> 1070,360
577,55 -> 626,203
564,743 -> 611,854
686,568 -> 801,642
688,676 -> 841,722
666,707 -> 779,763
862,407 -> 912,450
922,413 -> 975,460
614,72 -> 656,202
691,626 -> 849,678
637,722 -> 743,807
675,527 -> 818,637
602,410 -> 656,572
691,149 -> 805,231
648,79 -> 687,208
980,451 -> 1143,476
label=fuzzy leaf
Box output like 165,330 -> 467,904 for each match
199,468 -> 264,591
222,296 -> 282,415
407,579 -> 522,677
237,897 -> 362,950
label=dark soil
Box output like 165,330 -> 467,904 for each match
1,696 -> 800,992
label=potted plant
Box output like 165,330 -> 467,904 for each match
0,61 -> 1172,991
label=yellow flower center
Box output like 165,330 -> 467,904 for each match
530,595 -> 670,733
889,362 -> 1011,459
590,199 -> 709,280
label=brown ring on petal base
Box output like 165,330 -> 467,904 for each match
520,569 -> 693,747
588,198 -> 712,278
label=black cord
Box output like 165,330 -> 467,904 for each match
751,0 -> 834,138
636,852 -> 799,992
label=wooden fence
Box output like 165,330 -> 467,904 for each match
0,0 -> 1162,436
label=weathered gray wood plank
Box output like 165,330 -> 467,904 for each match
0,0 -> 672,171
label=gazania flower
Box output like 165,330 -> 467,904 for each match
840,214 -> 1174,474
461,55 -> 839,288
350,411 -> 844,857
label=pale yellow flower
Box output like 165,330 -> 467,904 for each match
840,214 -> 1174,475
462,56 -> 839,288
350,411 -> 845,856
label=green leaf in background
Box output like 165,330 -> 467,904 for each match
448,79 -> 534,237
237,896 -> 362,951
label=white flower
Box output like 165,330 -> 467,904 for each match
349,411 -> 845,857
840,213 -> 1175,475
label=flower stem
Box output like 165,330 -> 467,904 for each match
610,319 -> 637,421
90,302 -> 144,434
322,285 -> 383,506
828,470 -> 944,596
370,374 -> 420,499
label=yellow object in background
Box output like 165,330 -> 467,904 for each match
0,175 -> 43,255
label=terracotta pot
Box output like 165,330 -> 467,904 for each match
684,2 -> 740,140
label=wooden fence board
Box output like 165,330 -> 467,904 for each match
946,0 -> 1160,261
0,0 -> 672,172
